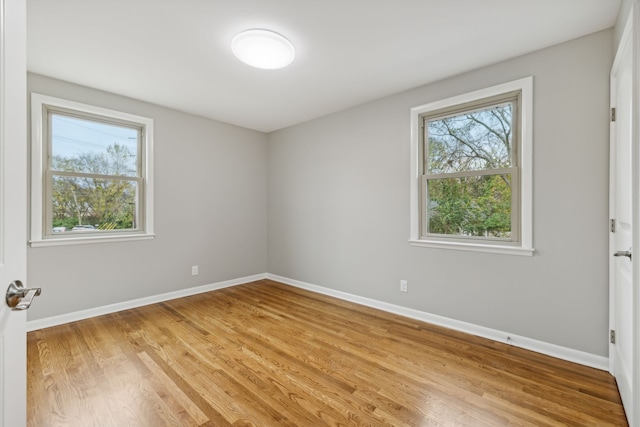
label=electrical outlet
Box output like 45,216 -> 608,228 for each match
400,280 -> 408,293
191,265 -> 199,276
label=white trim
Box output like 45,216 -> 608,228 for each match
26,273 -> 267,332
29,93 -> 155,247
0,336 -> 3,427
0,0 -> 4,269
28,271 -> 609,371
30,233 -> 156,248
409,239 -> 534,256
267,273 -> 608,371
410,77 -> 534,256
609,67 -> 618,377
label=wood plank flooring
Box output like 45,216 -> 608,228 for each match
27,279 -> 628,426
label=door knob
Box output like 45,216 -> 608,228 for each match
5,280 -> 41,310
614,248 -> 632,261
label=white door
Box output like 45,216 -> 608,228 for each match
0,0 -> 28,426
610,6 -> 640,427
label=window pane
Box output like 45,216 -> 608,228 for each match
50,175 -> 139,233
427,102 -> 513,174
426,174 -> 511,238
51,114 -> 138,177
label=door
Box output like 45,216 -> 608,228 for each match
610,5 -> 640,427
0,0 -> 27,426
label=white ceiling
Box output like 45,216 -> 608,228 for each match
27,0 -> 621,133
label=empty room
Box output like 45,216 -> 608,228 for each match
1,0 -> 639,426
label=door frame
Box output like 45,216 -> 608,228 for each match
610,4 -> 640,426
0,0 -> 28,425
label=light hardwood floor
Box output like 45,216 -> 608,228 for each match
27,279 -> 627,426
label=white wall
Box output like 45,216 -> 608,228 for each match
27,73 -> 268,320
267,30 -> 614,356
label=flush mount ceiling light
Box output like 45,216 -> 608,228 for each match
231,29 -> 295,70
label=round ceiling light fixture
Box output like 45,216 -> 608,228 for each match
231,29 -> 295,70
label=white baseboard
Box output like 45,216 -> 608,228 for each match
267,273 -> 609,371
27,271 -> 609,371
26,273 -> 268,332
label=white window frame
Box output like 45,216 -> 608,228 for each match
30,93 -> 155,247
409,77 -> 534,256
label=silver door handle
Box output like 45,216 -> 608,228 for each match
614,248 -> 632,261
5,280 -> 41,310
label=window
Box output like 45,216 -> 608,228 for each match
30,94 -> 154,246
410,77 -> 533,255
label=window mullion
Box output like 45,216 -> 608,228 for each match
410,76 -> 533,254
420,96 -> 518,241
50,170 -> 141,182
31,93 -> 154,244
425,167 -> 516,180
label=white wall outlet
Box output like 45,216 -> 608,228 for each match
400,280 -> 408,292
191,265 -> 199,276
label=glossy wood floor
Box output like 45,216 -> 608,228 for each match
28,279 -> 627,426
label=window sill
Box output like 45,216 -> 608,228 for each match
30,233 -> 155,248
409,239 -> 535,256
